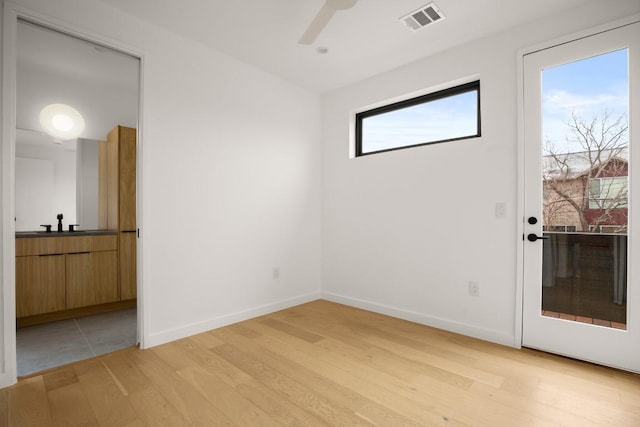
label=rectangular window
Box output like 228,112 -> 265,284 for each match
589,176 -> 628,209
355,80 -> 480,156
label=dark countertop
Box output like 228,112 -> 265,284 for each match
16,230 -> 118,238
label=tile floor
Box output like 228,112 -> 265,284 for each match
17,307 -> 137,377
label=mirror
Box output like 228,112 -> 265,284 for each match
15,20 -> 139,232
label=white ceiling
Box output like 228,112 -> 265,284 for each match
95,0 -> 596,93
15,0 -> 598,144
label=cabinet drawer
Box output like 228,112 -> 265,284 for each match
16,234 -> 117,256
16,237 -> 66,256
90,235 -> 118,252
61,236 -> 92,253
63,235 -> 117,252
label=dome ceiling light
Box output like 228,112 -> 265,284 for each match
39,103 -> 85,140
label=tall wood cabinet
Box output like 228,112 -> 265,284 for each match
106,126 -> 136,231
104,125 -> 137,301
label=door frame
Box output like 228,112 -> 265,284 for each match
1,2 -> 147,388
516,13 -> 640,350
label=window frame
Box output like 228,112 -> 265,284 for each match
355,80 -> 481,157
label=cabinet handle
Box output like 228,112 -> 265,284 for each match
38,253 -> 63,257
68,251 -> 91,255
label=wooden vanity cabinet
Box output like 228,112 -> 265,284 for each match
15,234 -> 118,319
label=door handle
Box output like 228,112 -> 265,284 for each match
527,233 -> 549,242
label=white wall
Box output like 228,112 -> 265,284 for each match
2,0 -> 322,368
320,0 -> 640,346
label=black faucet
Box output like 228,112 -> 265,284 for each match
40,224 -> 52,233
57,213 -> 63,232
69,224 -> 79,232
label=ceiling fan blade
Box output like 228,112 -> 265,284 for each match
299,4 -> 336,45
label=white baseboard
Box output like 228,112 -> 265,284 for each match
320,291 -> 517,348
144,290 -> 516,349
144,291 -> 322,348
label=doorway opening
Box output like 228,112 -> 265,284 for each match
13,19 -> 141,377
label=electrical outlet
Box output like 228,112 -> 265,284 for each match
273,268 -> 280,279
468,281 -> 480,297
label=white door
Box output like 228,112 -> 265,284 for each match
522,21 -> 640,372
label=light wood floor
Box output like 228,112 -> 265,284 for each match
1,300 -> 639,426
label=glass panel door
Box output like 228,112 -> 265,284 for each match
522,21 -> 640,372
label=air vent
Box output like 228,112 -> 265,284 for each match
400,3 -> 445,31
